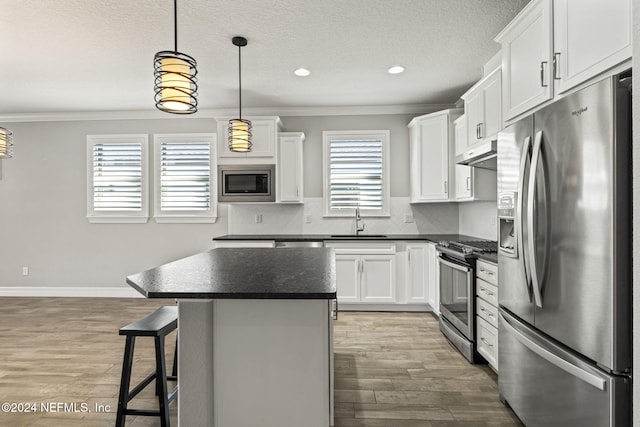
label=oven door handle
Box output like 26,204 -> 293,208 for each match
438,257 -> 471,273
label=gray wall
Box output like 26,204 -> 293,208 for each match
0,111 -> 495,289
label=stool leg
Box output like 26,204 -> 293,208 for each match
155,335 -> 170,427
172,334 -> 178,377
115,336 -> 136,427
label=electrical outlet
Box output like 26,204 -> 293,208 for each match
403,214 -> 414,223
305,215 -> 312,224
22,266 -> 29,276
255,214 -> 262,224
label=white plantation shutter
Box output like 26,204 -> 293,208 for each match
323,131 -> 390,216
92,143 -> 143,211
87,135 -> 149,223
153,134 -> 217,222
159,142 -> 210,211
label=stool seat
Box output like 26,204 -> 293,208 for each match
115,306 -> 178,427
119,306 -> 178,337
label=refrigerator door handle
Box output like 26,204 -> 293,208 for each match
500,312 -> 607,391
527,131 -> 544,308
516,135 -> 532,299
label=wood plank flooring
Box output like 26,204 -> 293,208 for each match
0,298 -> 521,426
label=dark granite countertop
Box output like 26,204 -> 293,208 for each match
127,248 -> 336,299
476,253 -> 498,264
213,234 -> 481,243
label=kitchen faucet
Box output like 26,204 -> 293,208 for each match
355,206 -> 365,236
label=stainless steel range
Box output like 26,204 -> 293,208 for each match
436,239 -> 497,363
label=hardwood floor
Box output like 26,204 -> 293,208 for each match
0,298 -> 521,426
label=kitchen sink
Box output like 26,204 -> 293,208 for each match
329,234 -> 388,238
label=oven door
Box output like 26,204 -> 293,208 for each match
438,254 -> 473,340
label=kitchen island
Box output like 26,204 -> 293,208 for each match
127,247 -> 337,427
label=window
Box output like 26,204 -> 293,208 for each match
322,130 -> 390,217
153,133 -> 217,223
86,134 -> 149,223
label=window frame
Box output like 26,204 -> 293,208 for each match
152,133 -> 217,223
86,134 -> 149,224
322,130 -> 390,217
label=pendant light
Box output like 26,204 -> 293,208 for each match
228,36 -> 252,152
153,0 -> 198,114
0,127 -> 14,158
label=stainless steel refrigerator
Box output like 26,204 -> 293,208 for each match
497,71 -> 632,426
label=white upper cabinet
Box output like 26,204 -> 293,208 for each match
462,68 -> 503,145
496,0 -> 631,121
408,109 -> 462,203
216,116 -> 283,162
277,132 -> 304,203
495,0 -> 553,121
553,0 -> 632,94
454,116 -> 472,201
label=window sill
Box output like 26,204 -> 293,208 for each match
86,216 -> 149,224
154,215 -> 218,224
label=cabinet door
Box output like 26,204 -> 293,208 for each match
277,134 -> 304,203
412,115 -> 449,201
553,0 -> 631,94
217,117 -> 280,159
497,0 -> 553,120
427,243 -> 439,315
455,165 -> 472,201
406,244 -> 428,303
454,115 -> 467,156
360,255 -> 396,303
482,69 -> 502,138
464,88 -> 483,145
335,255 -> 360,303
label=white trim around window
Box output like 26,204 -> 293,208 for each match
86,134 -> 149,223
153,133 -> 217,223
322,130 -> 390,217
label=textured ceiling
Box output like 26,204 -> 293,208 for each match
1,0 -> 530,118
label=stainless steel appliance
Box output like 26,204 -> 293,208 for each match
497,71 -> 632,426
437,239 -> 497,363
218,164 -> 275,202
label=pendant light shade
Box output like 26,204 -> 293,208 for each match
228,36 -> 252,152
153,0 -> 198,114
0,127 -> 14,158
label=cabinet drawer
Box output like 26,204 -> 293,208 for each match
476,317 -> 498,371
476,297 -> 498,328
476,260 -> 497,285
476,279 -> 498,307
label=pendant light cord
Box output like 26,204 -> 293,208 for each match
173,0 -> 178,52
238,44 -> 243,120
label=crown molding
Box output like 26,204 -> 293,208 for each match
0,103 -> 456,123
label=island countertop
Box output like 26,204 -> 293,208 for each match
126,247 -> 337,299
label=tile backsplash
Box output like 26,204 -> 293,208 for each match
226,197 -> 461,235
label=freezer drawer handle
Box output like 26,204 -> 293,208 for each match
500,313 -> 606,391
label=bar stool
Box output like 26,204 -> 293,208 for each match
115,306 -> 178,427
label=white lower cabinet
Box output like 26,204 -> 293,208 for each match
406,243 -> 429,304
475,259 -> 499,371
325,242 -> 396,305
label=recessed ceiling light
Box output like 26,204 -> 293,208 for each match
294,68 -> 311,77
387,65 -> 405,74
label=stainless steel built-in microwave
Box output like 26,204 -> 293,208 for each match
218,164 -> 275,202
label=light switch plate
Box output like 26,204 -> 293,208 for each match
403,214 -> 414,223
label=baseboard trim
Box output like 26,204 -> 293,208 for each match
0,287 -> 143,298
338,303 -> 433,312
